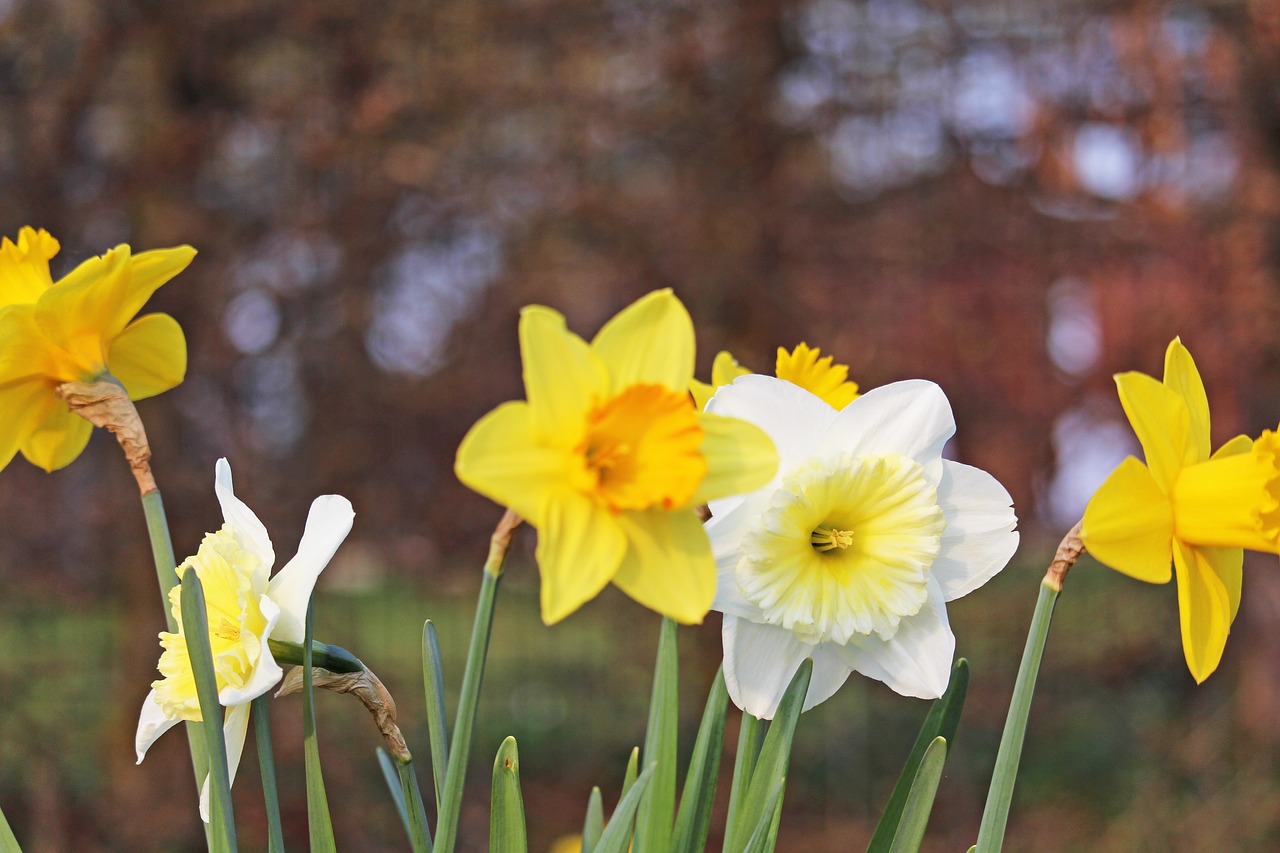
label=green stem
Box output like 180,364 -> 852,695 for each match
252,696 -> 285,853
398,759 -> 434,853
723,713 -> 763,837
433,516 -> 512,853
975,580 -> 1060,852
141,489 -> 212,837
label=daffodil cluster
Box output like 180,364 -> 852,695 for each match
0,227 -> 193,472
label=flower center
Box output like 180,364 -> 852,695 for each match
736,452 -> 945,645
153,525 -> 269,721
575,383 -> 706,513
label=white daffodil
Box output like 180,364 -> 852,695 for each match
135,458 -> 354,820
706,376 -> 1018,719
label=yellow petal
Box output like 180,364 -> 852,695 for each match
1171,446 -> 1280,553
1115,370 -> 1190,493
519,306 -> 606,446
711,350 -> 750,387
690,378 -> 716,412
1199,545 -> 1243,622
0,227 -> 59,308
454,401 -> 576,522
20,397 -> 93,472
0,308 -> 52,384
1080,456 -> 1174,583
537,491 -> 627,624
1162,338 -> 1210,465
611,508 -> 716,624
0,378 -> 53,471
1211,434 -> 1253,459
591,290 -> 694,391
1172,540 -> 1233,683
691,412 -> 778,504
109,314 -> 187,400
775,343 -> 859,409
113,246 -> 197,338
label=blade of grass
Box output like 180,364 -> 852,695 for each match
866,659 -> 970,853
722,712 -> 763,839
581,787 -> 604,853
975,582 -> 1059,853
594,763 -> 656,853
489,737 -> 527,853
723,660 -> 811,853
634,618 -> 678,853
671,668 -> 729,853
179,572 -> 237,853
423,620 -> 450,812
887,737 -> 947,853
302,596 -> 337,852
252,696 -> 285,853
377,749 -> 412,838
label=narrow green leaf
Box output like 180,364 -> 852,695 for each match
302,597 -> 337,853
671,668 -> 729,853
723,712 -> 763,839
619,747 -> 640,804
976,582 -> 1060,853
436,566 -> 504,853
0,799 -> 21,853
252,696 -> 285,853
489,737 -> 527,853
739,776 -> 785,853
179,572 -> 237,853
423,620 -> 450,812
594,763 -> 656,853
400,759 -> 435,853
723,660 -> 811,853
634,618 -> 679,853
866,659 -> 970,853
581,787 -> 604,853
377,749 -> 412,837
888,737 -> 947,853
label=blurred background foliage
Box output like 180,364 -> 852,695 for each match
4,0 -> 1280,849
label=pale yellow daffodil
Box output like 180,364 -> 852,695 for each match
0,227 -> 194,472
1082,338 -> 1280,683
454,289 -> 778,625
690,342 -> 859,410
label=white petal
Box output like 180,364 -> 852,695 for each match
804,645 -> 856,712
218,594 -> 284,706
706,501 -> 764,620
818,380 -> 954,464
830,581 -> 954,699
722,615 -> 813,720
705,376 -> 837,517
198,703 -> 253,824
932,460 -> 1020,601
135,688 -> 181,763
214,458 -> 275,574
267,494 -> 355,643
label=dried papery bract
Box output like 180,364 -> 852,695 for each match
1044,520 -> 1085,592
56,379 -> 156,494
278,665 -> 411,763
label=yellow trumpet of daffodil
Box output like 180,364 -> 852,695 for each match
690,342 -> 859,410
1082,337 -> 1280,682
0,227 -> 195,472
454,289 -> 778,625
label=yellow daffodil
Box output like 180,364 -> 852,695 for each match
136,459 -> 354,821
690,342 -> 859,410
1081,338 -> 1280,683
454,290 -> 778,625
0,227 -> 194,473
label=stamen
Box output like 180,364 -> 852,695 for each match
811,525 -> 855,552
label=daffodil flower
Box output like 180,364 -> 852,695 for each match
135,459 -> 354,820
0,227 -> 194,473
705,376 -> 1018,718
1081,338 -> 1280,683
691,342 -> 859,410
454,289 -> 778,625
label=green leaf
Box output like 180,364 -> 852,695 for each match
400,759 -> 435,853
252,696 -> 286,853
620,747 -> 640,804
888,737 -> 947,853
423,620 -> 450,813
723,659 -> 811,853
634,618 -> 678,853
302,596 -> 338,852
377,748 -> 412,837
671,668 -> 729,853
179,572 -> 238,853
739,775 -> 785,853
723,712 -> 763,839
489,737 -> 527,853
976,582 -> 1060,853
582,787 -> 604,853
595,763 -> 656,853
866,659 -> 970,853
0,799 -> 21,853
